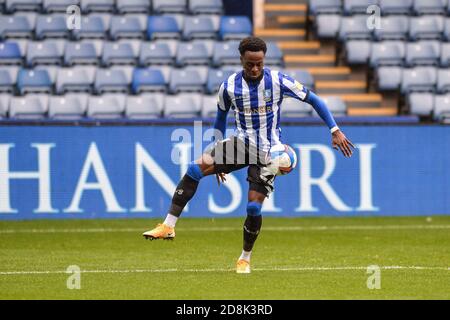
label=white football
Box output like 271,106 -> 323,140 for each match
265,144 -> 298,176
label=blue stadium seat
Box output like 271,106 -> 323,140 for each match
315,14 -> 341,39
116,0 -> 150,14
43,0 -> 79,13
26,40 -> 64,66
265,42 -> 284,67
169,68 -> 204,93
212,40 -> 240,66
95,69 -> 129,94
406,41 -> 441,67
201,94 -> 218,118
440,43 -> 450,67
36,15 -> 69,39
376,66 -> 402,91
110,15 -> 145,40
0,67 -> 19,93
437,69 -> 450,93
345,40 -> 371,65
176,42 -> 210,67
126,94 -> 165,119
206,68 -> 235,94
0,42 -> 22,65
282,69 -> 315,90
219,16 -> 252,41
87,94 -> 126,119
409,16 -> 444,41
408,92 -> 434,116
164,94 -> 201,118
370,41 -> 405,68
17,69 -> 52,94
309,0 -> 342,15
379,0 -> 412,15
6,0 -> 41,12
312,96 -> 347,117
343,0 -> 378,15
139,41 -> 175,66
101,42 -> 137,66
183,16 -> 218,40
72,16 -> 107,40
152,0 -> 187,14
281,97 -> 312,118
0,94 -> 10,118
444,19 -> 450,42
401,67 -> 437,94
131,68 -> 167,93
339,15 -> 373,41
434,94 -> 450,122
189,0 -> 223,14
64,42 -> 99,66
81,0 -> 115,13
374,16 -> 409,41
413,0 -> 447,15
56,67 -> 95,94
0,15 -> 34,39
9,95 -> 48,119
147,16 -> 181,40
48,94 -> 88,119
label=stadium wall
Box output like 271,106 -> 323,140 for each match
0,125 -> 449,220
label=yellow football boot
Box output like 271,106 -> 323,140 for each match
142,223 -> 175,240
236,259 -> 251,274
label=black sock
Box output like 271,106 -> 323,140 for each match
243,215 -> 262,252
168,174 -> 199,218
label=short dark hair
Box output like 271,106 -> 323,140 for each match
238,36 -> 267,56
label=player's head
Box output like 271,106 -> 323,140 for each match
239,36 -> 267,81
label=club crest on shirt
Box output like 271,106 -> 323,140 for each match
264,89 -> 272,101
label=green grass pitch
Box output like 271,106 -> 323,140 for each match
0,216 -> 449,300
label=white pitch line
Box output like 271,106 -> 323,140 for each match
0,266 -> 448,276
0,224 -> 450,234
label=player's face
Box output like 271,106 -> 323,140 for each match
241,51 -> 265,81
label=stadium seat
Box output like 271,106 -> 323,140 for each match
401,67 -> 437,94
169,68 -> 205,94
343,0 -> 378,15
164,93 -> 201,118
109,15 -> 146,40
339,15 -> 373,41
183,16 -> 218,40
35,15 -> 69,39
265,42 -> 284,67
219,16 -> 252,41
101,42 -> 137,66
374,16 -> 409,41
433,94 -> 450,122
152,0 -> 187,14
126,94 -> 165,119
9,95 -> 49,119
5,0 -> 41,12
437,69 -> 450,93
315,14 -> 341,39
176,42 -> 210,67
139,41 -> 175,66
282,69 -> 315,91
95,69 -> 129,94
379,0 -> 413,15
376,66 -> 402,91
81,0 -> 115,13
413,0 -> 447,15
48,94 -> 88,119
409,16 -> 444,41
206,68 -> 235,94
64,42 -> 99,66
0,66 -> 19,93
201,94 -> 218,118
212,40 -> 240,66
72,16 -> 107,40
26,40 -> 64,66
345,40 -> 371,65
440,43 -> 450,67
116,0 -> 150,14
43,0 -> 79,13
0,42 -> 22,65
370,41 -> 405,68
17,69 -> 52,94
312,96 -> 347,117
309,0 -> 342,15
406,41 -> 441,67
280,97 -> 312,118
0,15 -> 34,39
131,68 -> 167,93
189,0 -> 223,15
147,16 -> 181,40
55,67 -> 95,94
408,92 -> 434,116
87,94 -> 126,119
0,94 -> 10,118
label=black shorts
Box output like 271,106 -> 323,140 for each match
206,136 -> 276,196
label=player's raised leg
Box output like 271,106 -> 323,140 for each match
142,154 -> 216,240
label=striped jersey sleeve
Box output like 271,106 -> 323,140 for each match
280,73 -> 309,101
217,81 -> 232,111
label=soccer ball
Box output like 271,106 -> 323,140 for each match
266,144 -> 298,176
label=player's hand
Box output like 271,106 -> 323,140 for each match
332,129 -> 355,158
216,173 -> 227,186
